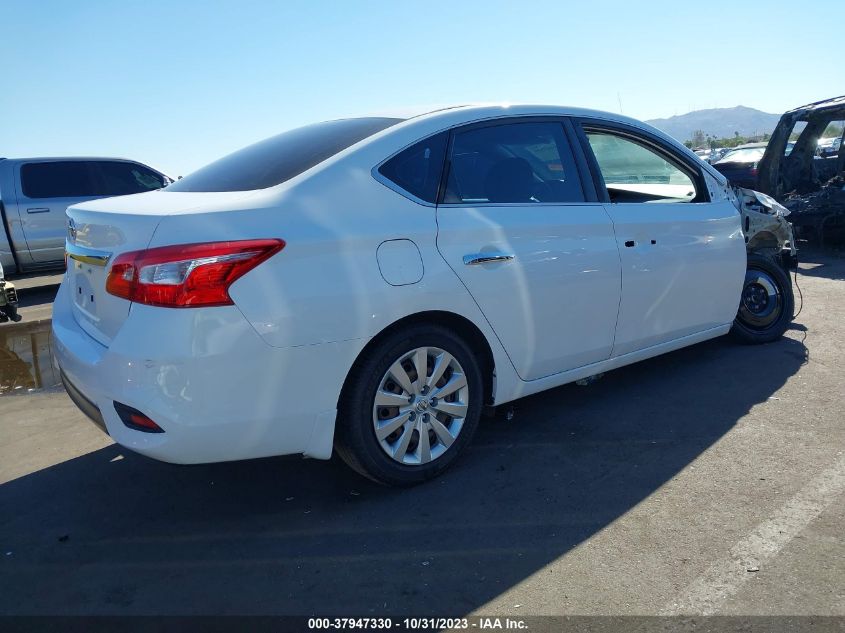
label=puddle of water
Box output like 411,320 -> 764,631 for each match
0,320 -> 61,395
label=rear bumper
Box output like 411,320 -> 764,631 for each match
52,281 -> 366,464
60,371 -> 108,435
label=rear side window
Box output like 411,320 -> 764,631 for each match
91,161 -> 167,195
21,162 -> 97,198
168,117 -> 403,193
378,132 -> 447,203
443,121 -> 584,204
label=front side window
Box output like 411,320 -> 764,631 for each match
168,117 -> 402,193
378,132 -> 447,203
20,161 -> 97,199
92,161 -> 167,195
443,121 -> 584,204
586,131 -> 699,203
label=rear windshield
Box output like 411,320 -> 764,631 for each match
167,117 -> 402,192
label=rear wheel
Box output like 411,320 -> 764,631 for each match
731,253 -> 794,344
335,324 -> 483,486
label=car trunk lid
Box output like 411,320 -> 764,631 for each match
66,206 -> 163,346
65,190 -> 259,346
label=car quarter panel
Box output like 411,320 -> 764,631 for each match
52,278 -> 363,463
150,154 -> 520,405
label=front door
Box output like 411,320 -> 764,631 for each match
579,125 -> 746,357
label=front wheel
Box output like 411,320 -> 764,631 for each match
731,253 -> 794,344
335,324 -> 483,486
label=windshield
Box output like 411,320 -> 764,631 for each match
717,147 -> 766,164
167,117 -> 402,192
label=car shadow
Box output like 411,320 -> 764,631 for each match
0,333 -> 807,615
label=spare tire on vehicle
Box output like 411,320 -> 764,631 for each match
731,253 -> 795,344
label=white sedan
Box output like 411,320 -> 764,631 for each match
53,105 -> 796,485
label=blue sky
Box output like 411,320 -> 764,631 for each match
3,0 -> 842,176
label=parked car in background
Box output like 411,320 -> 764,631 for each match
712,143 -> 768,188
54,105 -> 796,486
816,136 -> 842,158
693,148 -> 712,163
816,137 -> 838,157
0,158 -> 173,275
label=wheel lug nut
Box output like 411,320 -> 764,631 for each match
422,413 -> 429,422
409,412 -> 416,421
430,398 -> 438,406
421,386 -> 429,395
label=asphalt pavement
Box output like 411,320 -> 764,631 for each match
0,250 -> 842,618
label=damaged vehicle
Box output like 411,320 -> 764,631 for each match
53,105 -> 795,485
756,95 -> 845,245
731,187 -> 796,343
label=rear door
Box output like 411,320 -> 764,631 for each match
435,118 -> 621,381
15,160 -> 100,264
576,121 -> 746,357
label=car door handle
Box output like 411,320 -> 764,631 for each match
624,240 -> 636,248
27,207 -> 50,214
463,252 -> 515,266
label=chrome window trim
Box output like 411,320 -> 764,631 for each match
370,167 -> 435,207
437,201 -> 608,209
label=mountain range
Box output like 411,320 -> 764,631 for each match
646,106 -> 782,143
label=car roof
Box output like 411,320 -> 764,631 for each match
407,103 -> 651,126
372,103 -> 697,155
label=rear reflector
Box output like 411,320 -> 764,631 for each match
114,402 -> 165,433
106,239 -> 284,308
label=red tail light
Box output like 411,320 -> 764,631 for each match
106,239 -> 284,307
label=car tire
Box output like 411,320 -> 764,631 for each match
335,324 -> 484,486
731,253 -> 794,345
